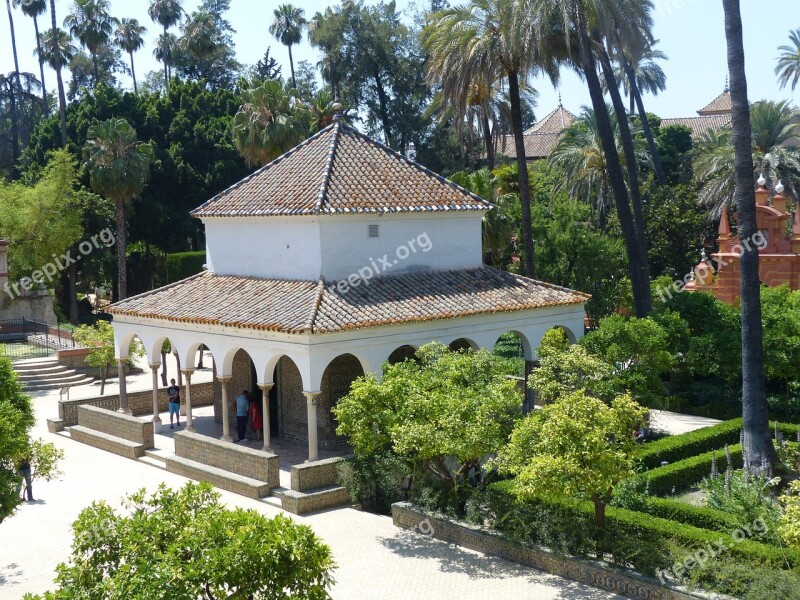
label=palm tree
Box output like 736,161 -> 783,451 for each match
423,0 -> 560,279
47,0 -> 68,146
550,107 -> 649,232
37,27 -> 74,147
776,28 -> 800,91
17,0 -> 48,107
148,0 -> 183,89
722,0 -> 777,471
64,0 -> 116,89
5,0 -> 23,172
84,118 -> 154,300
308,88 -> 341,132
531,0 -> 653,317
270,4 -> 306,90
115,18 -> 146,94
613,41 -> 667,184
180,10 -> 217,63
232,79 -> 310,168
695,100 -> 800,214
153,33 -> 176,89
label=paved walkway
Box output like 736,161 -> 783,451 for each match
2,381 -> 619,600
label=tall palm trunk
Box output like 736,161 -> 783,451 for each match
115,198 -> 128,300
722,0 -> 776,470
7,80 -> 19,177
576,10 -> 650,317
33,16 -> 47,107
128,52 -> 138,93
288,43 -> 296,89
597,45 -> 652,315
508,70 -> 535,278
92,50 -> 99,89
50,0 -> 67,147
622,57 -> 665,185
481,110 -> 495,170
6,0 -> 23,175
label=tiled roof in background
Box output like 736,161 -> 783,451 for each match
524,105 -> 577,134
697,90 -> 732,116
108,268 -> 588,334
495,132 -> 561,160
191,122 -> 493,218
660,115 -> 732,140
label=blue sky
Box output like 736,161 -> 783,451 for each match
1,0 -> 797,120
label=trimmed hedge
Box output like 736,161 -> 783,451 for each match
640,444 -> 743,496
489,480 -> 800,575
643,497 -> 740,532
166,251 -> 207,284
636,418 -> 742,470
636,418 -> 800,471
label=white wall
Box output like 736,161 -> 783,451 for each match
202,212 -> 485,281
203,217 -> 322,280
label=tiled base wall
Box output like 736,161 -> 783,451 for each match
392,503 -> 699,600
58,382 -> 215,426
77,404 -> 154,447
290,456 -> 347,492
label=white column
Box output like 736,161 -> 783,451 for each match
259,383 -> 274,452
219,376 -> 232,442
183,369 -> 195,432
150,364 -> 162,433
304,391 -> 320,462
117,358 -> 131,415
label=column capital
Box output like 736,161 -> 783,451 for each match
217,375 -> 232,383
181,369 -> 195,376
258,382 -> 275,391
303,390 -> 321,404
149,363 -> 161,370
117,357 -> 128,365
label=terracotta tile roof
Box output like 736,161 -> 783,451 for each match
495,132 -> 561,160
697,90 -> 732,116
524,105 -> 577,134
191,121 -> 492,218
660,115 -> 732,140
108,268 -> 588,334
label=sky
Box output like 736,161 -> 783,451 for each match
0,0 -> 797,121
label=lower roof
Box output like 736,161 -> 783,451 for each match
107,268 -> 589,335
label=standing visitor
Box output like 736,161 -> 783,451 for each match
19,456 -> 33,502
167,378 -> 181,429
249,394 -> 263,441
235,390 -> 250,442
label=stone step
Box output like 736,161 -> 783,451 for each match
144,448 -> 169,464
69,426 -> 146,460
23,377 -> 95,391
138,455 -> 167,470
15,364 -> 68,375
277,485 -> 351,515
13,359 -> 60,372
164,455 -> 270,499
18,369 -> 75,382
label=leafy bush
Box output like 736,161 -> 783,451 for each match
637,444 -> 744,496
166,251 -> 207,283
635,418 -> 743,470
337,451 -> 408,515
701,470 -> 781,541
642,497 -> 741,532
778,480 -> 800,549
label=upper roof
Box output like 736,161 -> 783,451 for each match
192,120 -> 493,218
495,132 -> 562,160
697,90 -> 732,116
660,115 -> 732,140
524,105 -> 578,134
107,268 -> 589,334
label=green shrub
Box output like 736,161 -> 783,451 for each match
166,251 -> 207,283
640,444 -> 744,496
635,418 -> 743,470
643,497 -> 740,532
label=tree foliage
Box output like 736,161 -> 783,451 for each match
333,342 -> 520,489
26,482 -> 335,600
0,356 -> 34,523
73,320 -> 144,394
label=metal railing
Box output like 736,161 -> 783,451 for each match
0,318 -> 76,361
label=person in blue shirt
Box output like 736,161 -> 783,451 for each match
235,390 -> 250,442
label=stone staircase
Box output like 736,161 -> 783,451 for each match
14,357 -> 94,392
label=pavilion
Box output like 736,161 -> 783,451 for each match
107,116 -> 588,462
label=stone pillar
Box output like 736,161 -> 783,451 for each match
218,376 -> 232,442
183,369 -> 195,432
258,383 -> 274,452
117,359 -> 131,415
150,364 -> 162,433
303,391 -> 320,462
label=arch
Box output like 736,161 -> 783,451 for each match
274,354 -> 309,444
114,329 -> 138,359
448,338 -> 478,352
493,330 -> 533,361
387,345 -> 418,365
318,354 -> 366,449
